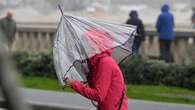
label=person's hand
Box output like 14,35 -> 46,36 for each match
81,63 -> 90,75
64,77 -> 75,88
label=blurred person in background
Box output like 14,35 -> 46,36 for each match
0,38 -> 30,110
0,11 -> 17,52
156,4 -> 175,63
126,10 -> 146,55
191,7 -> 195,29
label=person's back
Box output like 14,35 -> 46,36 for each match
156,4 -> 175,40
0,14 -> 16,42
126,10 -> 145,54
126,10 -> 145,41
89,52 -> 128,110
70,51 -> 128,110
66,28 -> 129,110
0,12 -> 16,51
156,4 -> 175,63
191,8 -> 195,28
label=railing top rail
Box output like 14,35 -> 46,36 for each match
17,23 -> 195,38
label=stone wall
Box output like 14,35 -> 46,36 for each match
12,23 -> 195,64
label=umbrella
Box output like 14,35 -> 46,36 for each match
53,14 -> 136,86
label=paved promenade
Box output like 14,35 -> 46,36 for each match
1,89 -> 195,110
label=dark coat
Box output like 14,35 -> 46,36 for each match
191,12 -> 195,24
0,17 -> 17,43
156,4 -> 175,40
126,11 -> 146,41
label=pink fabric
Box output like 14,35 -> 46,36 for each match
71,52 -> 128,110
85,28 -> 114,54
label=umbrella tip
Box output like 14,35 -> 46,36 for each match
58,4 -> 64,16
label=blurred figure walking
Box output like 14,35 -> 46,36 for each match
156,4 -> 175,63
191,7 -> 195,29
126,10 -> 146,55
0,11 -> 17,52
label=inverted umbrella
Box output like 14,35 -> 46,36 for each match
53,14 -> 136,86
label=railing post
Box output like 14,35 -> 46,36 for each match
37,32 -> 43,51
12,32 -> 19,52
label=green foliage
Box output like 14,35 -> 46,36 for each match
120,56 -> 195,89
13,51 -> 195,89
13,51 -> 56,78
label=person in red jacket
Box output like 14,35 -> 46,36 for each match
65,29 -> 128,110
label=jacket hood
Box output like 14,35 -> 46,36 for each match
89,50 -> 112,67
161,4 -> 169,12
129,10 -> 138,18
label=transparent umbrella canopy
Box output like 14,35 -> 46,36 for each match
53,14 -> 136,86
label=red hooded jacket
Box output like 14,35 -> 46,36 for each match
71,51 -> 128,110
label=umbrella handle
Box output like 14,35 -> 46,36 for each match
62,75 -> 68,89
